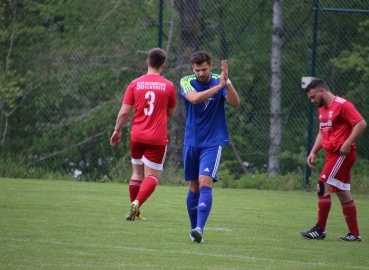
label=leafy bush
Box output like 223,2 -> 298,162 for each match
1,153 -> 368,195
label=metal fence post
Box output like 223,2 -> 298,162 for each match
158,0 -> 163,48
304,0 -> 319,190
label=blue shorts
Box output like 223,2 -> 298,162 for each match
183,145 -> 222,181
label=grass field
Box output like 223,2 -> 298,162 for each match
1,178 -> 368,269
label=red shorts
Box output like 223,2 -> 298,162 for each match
320,149 -> 356,191
130,140 -> 167,170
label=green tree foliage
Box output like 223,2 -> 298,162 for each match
1,0 -> 368,180
1,0 -> 164,179
0,0 -> 44,149
331,18 -> 369,159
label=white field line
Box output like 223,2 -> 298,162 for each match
205,227 -> 233,231
3,237 -> 369,269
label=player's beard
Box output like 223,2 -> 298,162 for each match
197,74 -> 210,83
317,96 -> 324,107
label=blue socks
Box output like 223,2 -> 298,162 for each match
187,187 -> 213,232
186,190 -> 200,230
197,187 -> 213,232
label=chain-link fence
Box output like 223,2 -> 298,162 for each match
1,0 -> 368,183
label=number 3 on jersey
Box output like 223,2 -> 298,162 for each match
144,91 -> 155,116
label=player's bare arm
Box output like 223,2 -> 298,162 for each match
340,119 -> 367,156
222,60 -> 240,107
167,107 -> 175,117
184,80 -> 225,104
110,104 -> 132,146
307,131 -> 323,168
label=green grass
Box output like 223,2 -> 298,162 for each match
1,178 -> 368,269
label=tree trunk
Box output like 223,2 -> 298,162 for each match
268,0 -> 283,177
167,0 -> 199,169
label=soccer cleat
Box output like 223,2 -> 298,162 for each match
190,227 -> 203,243
125,212 -> 131,221
338,233 -> 361,242
125,200 -> 139,221
189,233 -> 204,243
189,234 -> 194,242
300,223 -> 326,240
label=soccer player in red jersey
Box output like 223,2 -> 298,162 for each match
300,78 -> 366,241
110,48 -> 176,221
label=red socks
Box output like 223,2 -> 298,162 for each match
129,176 -> 158,217
135,175 -> 158,206
342,200 -> 360,236
317,195 -> 331,231
129,180 -> 142,216
317,196 -> 360,236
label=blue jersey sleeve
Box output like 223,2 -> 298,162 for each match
180,75 -> 197,96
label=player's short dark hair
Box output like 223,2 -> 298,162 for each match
148,48 -> 167,69
305,78 -> 329,93
190,51 -> 212,65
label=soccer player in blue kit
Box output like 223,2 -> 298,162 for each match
180,51 -> 240,243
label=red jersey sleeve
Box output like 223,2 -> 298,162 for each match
122,82 -> 135,105
341,101 -> 364,126
168,83 -> 176,108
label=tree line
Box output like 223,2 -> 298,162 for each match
1,0 -> 368,180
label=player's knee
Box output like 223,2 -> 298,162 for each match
316,181 -> 325,196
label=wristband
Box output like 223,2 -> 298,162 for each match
226,79 -> 232,85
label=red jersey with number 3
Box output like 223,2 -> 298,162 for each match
123,74 -> 176,145
318,96 -> 363,152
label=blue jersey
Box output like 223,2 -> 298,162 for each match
180,73 -> 229,147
